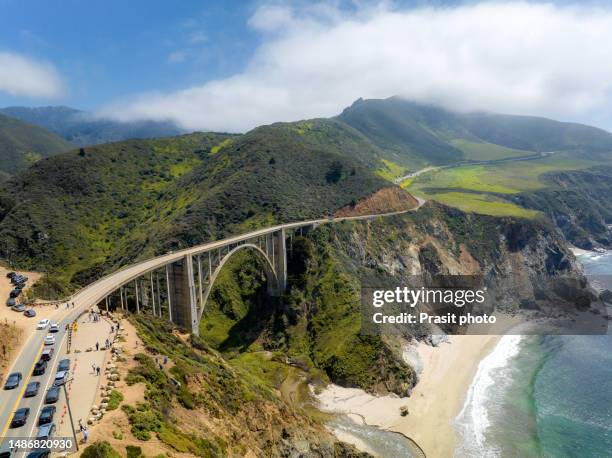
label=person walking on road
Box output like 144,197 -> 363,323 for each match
96,366 -> 101,376
91,362 -> 96,374
96,342 -> 99,351
83,428 -> 89,443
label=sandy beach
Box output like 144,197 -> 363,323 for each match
315,315 -> 523,457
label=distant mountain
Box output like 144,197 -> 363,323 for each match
0,106 -> 184,146
0,113 -> 72,179
336,97 -> 612,169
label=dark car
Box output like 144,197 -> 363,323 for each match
36,423 -> 55,440
41,348 -> 54,361
3,372 -> 22,390
24,381 -> 40,398
11,303 -> 25,312
6,271 -> 15,278
9,408 -> 30,428
38,406 -> 56,426
9,288 -> 21,298
7,298 -> 15,307
57,358 -> 70,372
33,360 -> 47,376
26,451 -> 50,458
24,309 -> 36,317
44,386 -> 60,404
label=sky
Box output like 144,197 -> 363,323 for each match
2,0 -> 612,132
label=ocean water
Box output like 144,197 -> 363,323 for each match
455,251 -> 612,457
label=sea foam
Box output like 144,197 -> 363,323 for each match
455,334 -> 523,457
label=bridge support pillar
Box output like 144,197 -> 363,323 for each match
167,255 -> 199,334
267,228 -> 287,296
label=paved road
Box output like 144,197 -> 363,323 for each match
0,305 -> 81,455
392,151 -> 558,185
0,206 -> 426,454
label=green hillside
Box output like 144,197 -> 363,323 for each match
0,113 -> 72,177
0,126 -> 390,294
336,97 -> 612,175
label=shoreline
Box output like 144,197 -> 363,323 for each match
315,316 -> 521,457
315,334 -> 502,457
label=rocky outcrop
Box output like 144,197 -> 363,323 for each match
515,166 -> 612,249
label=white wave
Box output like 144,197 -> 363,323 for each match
455,334 -> 523,457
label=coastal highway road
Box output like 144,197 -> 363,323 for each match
0,306 -> 78,455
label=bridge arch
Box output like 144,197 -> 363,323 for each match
197,243 -> 279,323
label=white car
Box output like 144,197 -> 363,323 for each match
44,334 -> 56,346
37,319 -> 50,330
49,322 -> 59,333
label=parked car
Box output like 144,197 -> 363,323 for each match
49,322 -> 59,333
43,334 -> 55,345
57,358 -> 70,372
24,381 -> 40,398
3,372 -> 22,390
53,371 -> 68,386
9,288 -> 21,298
44,386 -> 60,404
38,406 -> 56,425
9,408 -> 30,428
24,309 -> 36,318
6,271 -> 15,278
26,451 -> 50,458
11,303 -> 25,312
36,423 -> 55,440
33,360 -> 47,376
7,298 -> 15,307
37,319 -> 50,330
41,348 -> 54,361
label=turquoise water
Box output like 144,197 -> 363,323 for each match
456,251 -> 612,457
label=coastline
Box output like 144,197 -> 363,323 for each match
315,333 -> 503,457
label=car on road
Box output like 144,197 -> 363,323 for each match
57,358 -> 70,372
49,322 -> 59,333
11,303 -> 25,312
24,381 -> 41,397
6,271 -> 15,278
41,347 -> 54,361
44,386 -> 60,404
43,334 -> 55,345
3,372 -> 22,389
9,408 -> 30,428
33,360 -> 47,376
38,405 -> 56,426
7,298 -> 15,307
36,423 -> 56,440
37,319 -> 50,330
24,308 -> 36,317
9,288 -> 22,298
26,450 -> 50,458
53,371 -> 68,386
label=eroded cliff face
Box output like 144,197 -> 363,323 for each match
277,203 -> 599,395
516,166 -> 612,249
330,203 -> 596,310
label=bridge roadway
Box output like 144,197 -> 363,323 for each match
0,207 -> 422,453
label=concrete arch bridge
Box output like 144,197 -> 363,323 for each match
71,210 -> 415,335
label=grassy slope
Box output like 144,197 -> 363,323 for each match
0,113 -> 71,176
0,125 -> 390,294
403,153 -> 610,218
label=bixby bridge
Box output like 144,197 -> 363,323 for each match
70,208 -> 422,335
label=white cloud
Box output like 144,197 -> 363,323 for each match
101,1 -> 612,132
0,51 -> 63,98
